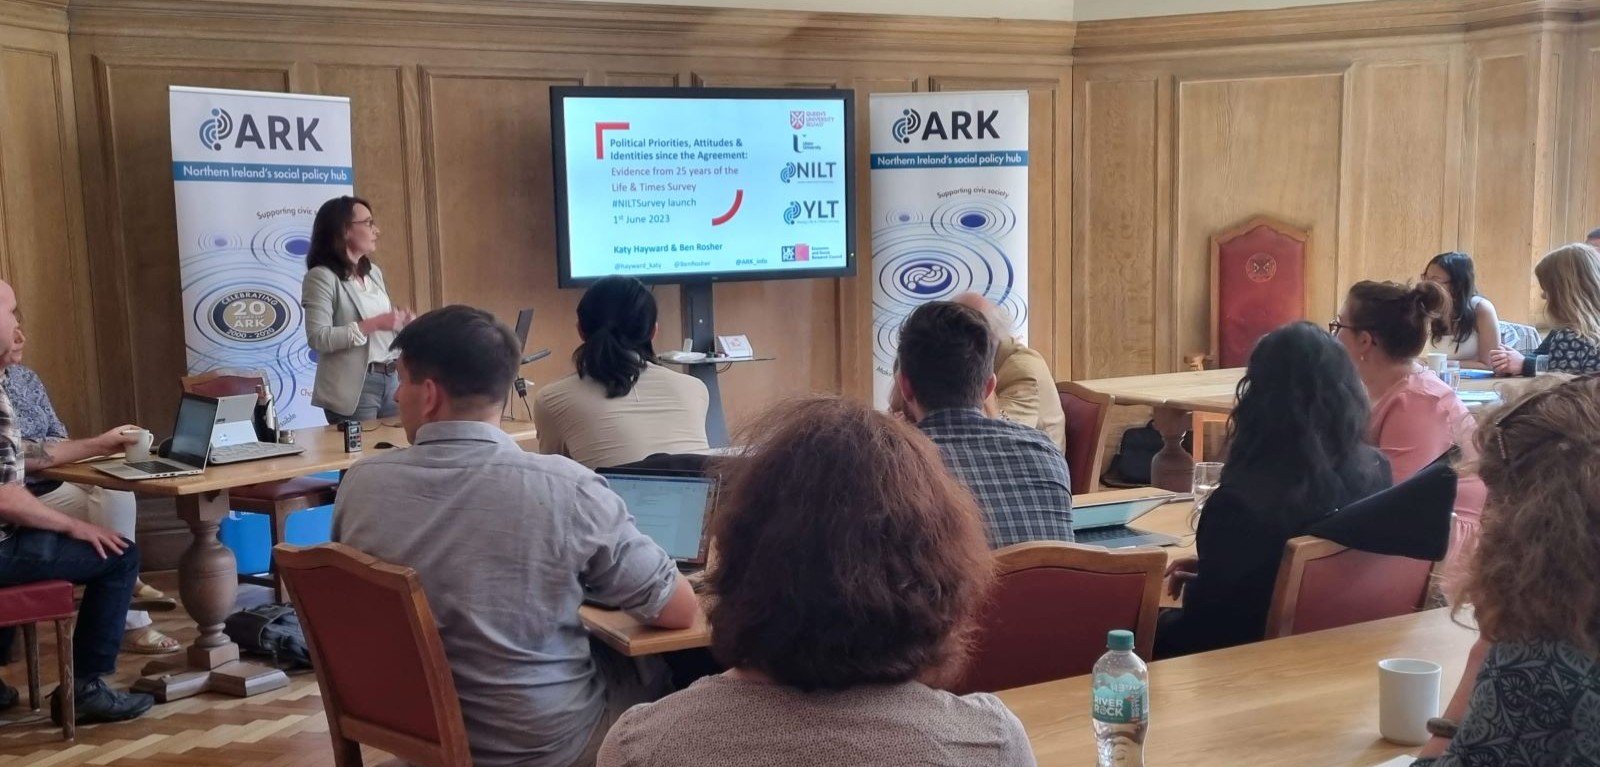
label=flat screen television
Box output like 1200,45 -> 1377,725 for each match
551,86 -> 856,287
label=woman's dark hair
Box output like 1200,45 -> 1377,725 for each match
1225,322 -> 1389,523
706,396 -> 994,692
1344,280 -> 1451,360
305,195 -> 373,280
573,276 -> 657,398
1425,252 -> 1479,345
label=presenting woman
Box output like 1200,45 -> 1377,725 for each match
301,196 -> 413,424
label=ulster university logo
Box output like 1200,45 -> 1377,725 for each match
199,108 -> 234,151
892,109 -> 922,144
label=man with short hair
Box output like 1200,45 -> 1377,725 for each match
332,305 -> 697,767
895,301 -> 1074,548
950,292 -> 1066,453
0,278 -> 153,724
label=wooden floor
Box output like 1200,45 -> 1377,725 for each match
0,573 -> 388,767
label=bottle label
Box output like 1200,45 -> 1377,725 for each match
1092,672 -> 1148,725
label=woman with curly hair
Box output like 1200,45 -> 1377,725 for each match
598,396 -> 1034,766
1413,374 -> 1600,765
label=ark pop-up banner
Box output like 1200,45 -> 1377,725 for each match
869,91 -> 1029,409
169,86 -> 353,427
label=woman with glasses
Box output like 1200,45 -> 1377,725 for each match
1489,243 -> 1600,377
1155,322 -> 1390,659
1413,375 -> 1600,766
1332,280 -> 1487,599
1422,252 -> 1500,370
301,195 -> 414,424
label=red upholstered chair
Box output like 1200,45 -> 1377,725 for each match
275,543 -> 470,767
182,371 -> 339,601
0,581 -> 76,740
1264,536 -> 1434,639
1057,382 -> 1112,495
1208,217 -> 1308,370
950,542 -> 1164,694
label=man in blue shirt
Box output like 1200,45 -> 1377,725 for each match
894,301 -> 1074,548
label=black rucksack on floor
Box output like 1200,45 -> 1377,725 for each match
224,603 -> 312,669
1101,420 -> 1192,488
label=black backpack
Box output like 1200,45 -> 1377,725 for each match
223,603 -> 312,669
1101,420 -> 1192,488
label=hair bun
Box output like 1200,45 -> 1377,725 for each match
1412,280 -> 1448,317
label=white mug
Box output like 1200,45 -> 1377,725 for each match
1424,353 -> 1448,373
1378,658 -> 1441,745
123,428 -> 154,463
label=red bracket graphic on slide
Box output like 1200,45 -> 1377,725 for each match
594,122 -> 630,159
712,190 -> 744,227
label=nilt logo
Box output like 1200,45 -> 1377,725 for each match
893,108 -> 1000,143
200,107 -> 324,152
783,200 -> 840,225
199,108 -> 234,151
779,161 -> 838,183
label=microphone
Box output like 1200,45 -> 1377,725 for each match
521,349 -> 552,366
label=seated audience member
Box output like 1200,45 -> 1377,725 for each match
0,279 -> 152,723
951,292 -> 1066,452
1414,375 -> 1600,766
535,276 -> 709,469
1335,281 -> 1488,598
1156,322 -> 1391,659
598,396 -> 1034,767
2,324 -> 178,655
1422,252 -> 1501,370
1490,243 -> 1600,376
333,305 -> 697,767
895,301 -> 1073,547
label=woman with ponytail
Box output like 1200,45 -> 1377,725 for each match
534,276 -> 709,468
1333,280 -> 1487,599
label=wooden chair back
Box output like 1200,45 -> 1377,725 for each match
1264,535 -> 1434,639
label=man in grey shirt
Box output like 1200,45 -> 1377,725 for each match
332,305 -> 698,767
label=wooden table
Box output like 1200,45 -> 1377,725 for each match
581,490 -> 1198,657
1076,369 -> 1510,492
1000,608 -> 1478,766
40,417 -> 538,701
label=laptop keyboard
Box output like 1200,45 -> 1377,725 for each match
1075,526 -> 1180,548
126,460 -> 186,474
210,442 -> 301,463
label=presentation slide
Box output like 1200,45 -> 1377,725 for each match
558,95 -> 850,283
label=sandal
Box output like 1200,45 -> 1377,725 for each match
121,626 -> 181,655
134,580 -> 166,601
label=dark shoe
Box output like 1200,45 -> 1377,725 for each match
50,677 -> 154,725
0,683 -> 15,710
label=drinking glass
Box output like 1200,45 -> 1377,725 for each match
1192,462 -> 1224,514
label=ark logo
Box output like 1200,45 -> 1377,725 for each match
783,200 -> 840,225
199,107 -> 324,152
779,161 -> 838,183
199,108 -> 234,151
892,108 -> 1000,144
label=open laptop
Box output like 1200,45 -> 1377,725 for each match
93,393 -> 218,481
597,468 -> 716,571
1072,489 -> 1185,549
208,394 -> 304,464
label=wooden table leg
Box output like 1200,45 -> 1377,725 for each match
132,491 -> 289,702
1151,406 -> 1196,493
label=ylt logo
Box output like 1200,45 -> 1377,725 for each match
779,161 -> 838,183
198,106 -> 324,152
780,244 -> 811,262
891,108 -> 1000,144
783,200 -> 840,225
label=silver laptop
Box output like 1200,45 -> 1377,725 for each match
207,394 -> 303,465
93,394 -> 218,481
597,469 -> 716,570
1072,491 -> 1185,549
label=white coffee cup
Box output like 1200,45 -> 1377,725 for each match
123,428 -> 153,463
1424,353 -> 1448,373
1378,658 -> 1441,745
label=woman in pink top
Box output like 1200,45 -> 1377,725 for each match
1333,280 -> 1488,601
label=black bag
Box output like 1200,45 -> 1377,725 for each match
224,603 -> 312,669
1101,420 -> 1192,488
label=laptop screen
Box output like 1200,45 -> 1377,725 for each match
1070,496 -> 1170,531
602,472 -> 715,562
169,394 -> 219,467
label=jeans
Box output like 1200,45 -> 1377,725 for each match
324,369 -> 398,424
0,530 -> 139,679
36,483 -> 149,630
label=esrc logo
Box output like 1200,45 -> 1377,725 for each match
198,106 -> 324,153
780,244 -> 810,262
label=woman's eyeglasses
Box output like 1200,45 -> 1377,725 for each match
350,218 -> 377,229
1327,318 -> 1360,335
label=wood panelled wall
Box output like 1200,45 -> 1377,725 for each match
0,0 -> 1595,440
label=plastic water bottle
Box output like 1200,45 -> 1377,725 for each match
1092,629 -> 1148,767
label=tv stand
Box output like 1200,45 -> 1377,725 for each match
668,281 -> 771,447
